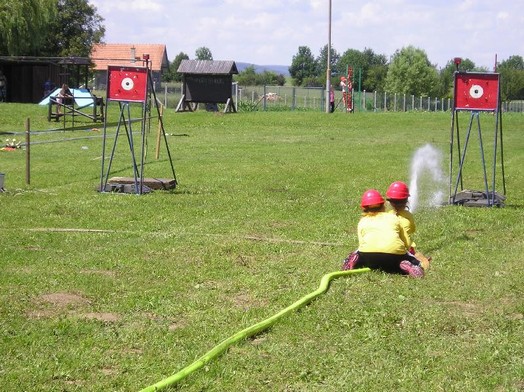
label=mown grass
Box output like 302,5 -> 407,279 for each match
1,104 -> 523,391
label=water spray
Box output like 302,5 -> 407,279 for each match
408,144 -> 446,212
139,268 -> 370,391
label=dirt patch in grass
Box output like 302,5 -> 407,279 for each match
28,292 -> 91,319
442,300 -> 483,317
440,297 -> 523,320
28,292 -> 120,323
168,319 -> 188,331
230,293 -> 268,311
82,312 -> 120,322
39,292 -> 91,307
100,367 -> 118,376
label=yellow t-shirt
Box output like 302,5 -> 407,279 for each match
390,209 -> 416,250
357,212 -> 410,255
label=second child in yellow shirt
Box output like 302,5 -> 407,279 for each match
386,181 -> 431,270
344,189 -> 424,277
386,181 -> 416,252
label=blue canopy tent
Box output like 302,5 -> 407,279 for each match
39,88 -> 104,123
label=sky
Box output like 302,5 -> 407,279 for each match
88,0 -> 524,70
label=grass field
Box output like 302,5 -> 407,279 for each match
1,103 -> 523,391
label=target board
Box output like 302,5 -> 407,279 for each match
107,66 -> 148,102
454,72 -> 499,111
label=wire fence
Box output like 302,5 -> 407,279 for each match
146,83 -> 524,113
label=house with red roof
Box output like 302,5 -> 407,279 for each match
90,43 -> 169,90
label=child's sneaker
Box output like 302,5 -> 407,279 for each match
399,260 -> 424,278
342,251 -> 359,270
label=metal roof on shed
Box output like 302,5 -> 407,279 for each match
177,60 -> 238,75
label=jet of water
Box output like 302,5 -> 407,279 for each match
408,144 -> 446,212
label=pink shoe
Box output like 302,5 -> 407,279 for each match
399,260 -> 424,278
342,251 -> 359,270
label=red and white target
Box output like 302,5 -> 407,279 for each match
107,66 -> 148,102
454,72 -> 499,111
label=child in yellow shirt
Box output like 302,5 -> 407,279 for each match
343,189 -> 424,277
386,181 -> 431,270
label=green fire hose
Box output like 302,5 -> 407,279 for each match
139,268 -> 370,391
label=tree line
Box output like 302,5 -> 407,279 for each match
2,1 -> 522,100
168,44 -> 523,101
287,45 -> 523,101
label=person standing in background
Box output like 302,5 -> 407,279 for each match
329,85 -> 335,113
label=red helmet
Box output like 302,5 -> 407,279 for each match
386,181 -> 410,199
360,189 -> 385,208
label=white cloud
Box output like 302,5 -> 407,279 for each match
88,0 -> 524,68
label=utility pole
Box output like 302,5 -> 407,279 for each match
325,0 -> 332,113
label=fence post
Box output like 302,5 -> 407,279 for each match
384,92 -> 387,111
411,95 -> 415,111
25,117 -> 30,185
263,85 -> 267,111
374,91 -> 377,112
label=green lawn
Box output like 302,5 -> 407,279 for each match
1,104 -> 523,391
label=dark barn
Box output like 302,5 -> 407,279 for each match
176,60 -> 238,113
0,56 -> 90,103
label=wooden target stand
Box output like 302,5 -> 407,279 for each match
449,71 -> 506,207
99,59 -> 177,194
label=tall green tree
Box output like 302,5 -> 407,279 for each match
498,55 -> 524,100
0,0 -> 56,55
365,64 -> 388,92
337,48 -> 387,91
289,46 -> 318,86
317,44 -> 340,82
195,47 -> 213,61
44,0 -> 104,57
165,52 -> 189,82
437,58 -> 476,97
338,49 -> 365,80
385,46 -> 439,96
361,48 -> 388,91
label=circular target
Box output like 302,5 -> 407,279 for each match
469,84 -> 484,99
121,77 -> 134,91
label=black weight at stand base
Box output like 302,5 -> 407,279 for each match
450,190 -> 506,207
108,177 -> 176,190
97,183 -> 152,194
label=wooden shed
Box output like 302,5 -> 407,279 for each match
176,60 -> 238,113
0,56 -> 90,103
